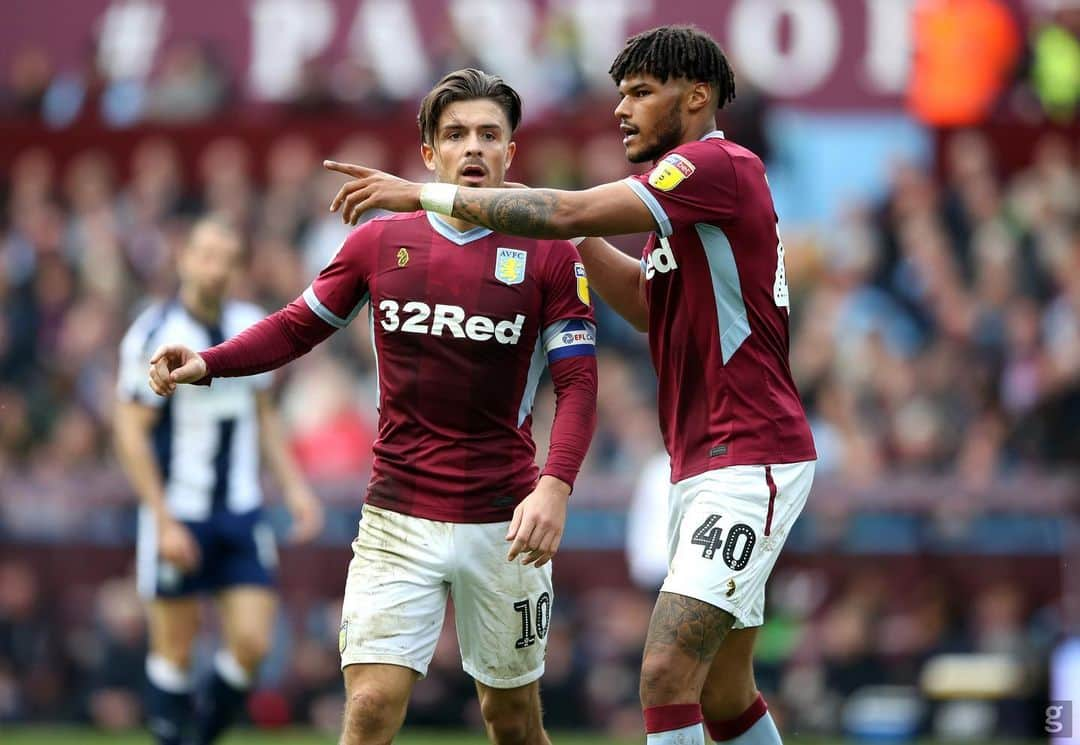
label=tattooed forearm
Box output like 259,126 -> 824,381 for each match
453,189 -> 563,238
644,591 -> 734,663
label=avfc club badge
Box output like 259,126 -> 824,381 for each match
495,248 -> 527,286
574,262 -> 590,305
396,247 -> 409,267
648,153 -> 696,192
339,619 -> 349,655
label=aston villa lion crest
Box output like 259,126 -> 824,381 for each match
495,248 -> 527,285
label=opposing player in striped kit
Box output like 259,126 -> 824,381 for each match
115,217 -> 323,745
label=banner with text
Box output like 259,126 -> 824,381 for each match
4,0 -> 1030,109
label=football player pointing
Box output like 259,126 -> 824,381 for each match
148,70 -> 598,745
325,26 -> 816,745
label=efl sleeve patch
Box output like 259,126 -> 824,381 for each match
574,262 -> 590,306
647,153 -> 696,192
543,319 -> 597,362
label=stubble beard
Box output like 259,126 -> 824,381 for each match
627,103 -> 684,164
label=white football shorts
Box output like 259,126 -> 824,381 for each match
339,504 -> 553,689
661,460 -> 815,629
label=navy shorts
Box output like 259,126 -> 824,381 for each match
136,507 -> 277,598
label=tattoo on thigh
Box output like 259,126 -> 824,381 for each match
644,592 -> 734,663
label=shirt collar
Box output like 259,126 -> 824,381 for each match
426,212 -> 493,245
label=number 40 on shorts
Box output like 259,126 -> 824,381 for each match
691,514 -> 756,570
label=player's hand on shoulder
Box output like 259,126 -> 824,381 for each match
148,344 -> 207,396
156,514 -> 200,572
324,160 -> 422,226
506,475 -> 572,568
286,489 -> 324,544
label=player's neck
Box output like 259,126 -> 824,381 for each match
685,120 -> 718,144
434,212 -> 483,236
180,286 -> 223,327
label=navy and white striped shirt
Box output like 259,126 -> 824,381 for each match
117,300 -> 272,521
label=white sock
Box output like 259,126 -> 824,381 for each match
648,723 -> 706,745
716,712 -> 781,744
214,648 -> 252,690
146,653 -> 192,693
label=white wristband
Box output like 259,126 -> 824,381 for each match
570,237 -> 587,246
420,182 -> 459,216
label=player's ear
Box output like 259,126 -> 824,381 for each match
504,140 -> 517,169
420,142 -> 437,172
686,81 -> 711,114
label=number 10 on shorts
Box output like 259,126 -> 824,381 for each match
691,514 -> 756,570
513,592 -> 551,649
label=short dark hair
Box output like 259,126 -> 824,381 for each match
417,68 -> 523,146
608,25 -> 736,108
187,213 -> 242,252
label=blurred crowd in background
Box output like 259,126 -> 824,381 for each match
1,0 -> 1078,739
795,129 -> 1080,483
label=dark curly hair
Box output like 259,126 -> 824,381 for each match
609,25 -> 736,108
